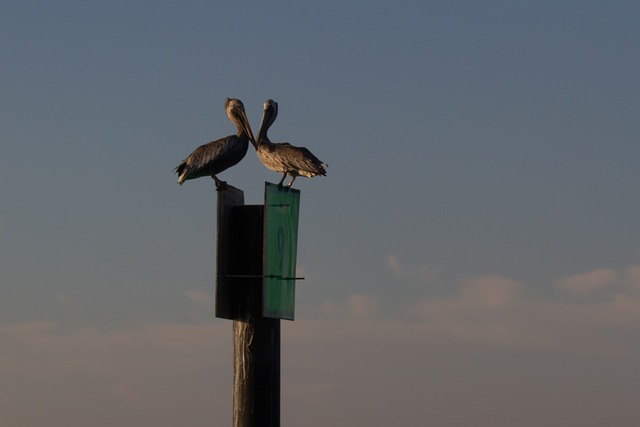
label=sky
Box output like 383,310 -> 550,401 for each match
2,0 -> 640,425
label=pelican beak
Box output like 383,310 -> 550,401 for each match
240,110 -> 256,148
257,100 -> 277,146
257,109 -> 269,146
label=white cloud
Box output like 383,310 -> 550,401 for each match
556,268 -> 619,296
459,275 -> 523,309
624,265 -> 640,293
185,290 -> 210,306
626,265 -> 640,282
406,267 -> 640,355
386,254 -> 433,282
4,265 -> 640,427
0,319 -> 233,426
386,254 -> 406,278
348,293 -> 377,318
319,293 -> 377,319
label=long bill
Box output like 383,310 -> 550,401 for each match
256,109 -> 269,147
256,101 -> 276,147
239,110 -> 257,149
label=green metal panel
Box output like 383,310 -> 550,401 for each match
263,183 -> 300,320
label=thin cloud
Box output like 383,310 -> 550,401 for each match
386,255 -> 406,278
348,293 -> 377,318
4,266 -> 640,426
459,275 -> 523,310
0,320 -> 233,426
556,268 -> 619,296
386,254 -> 433,282
185,290 -> 210,306
408,267 -> 640,355
319,293 -> 378,319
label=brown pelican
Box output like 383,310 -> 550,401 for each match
255,99 -> 327,187
175,98 -> 256,189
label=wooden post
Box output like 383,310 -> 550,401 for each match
233,315 -> 280,427
217,186 -> 280,427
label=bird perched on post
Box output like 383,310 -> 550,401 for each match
255,99 -> 327,188
174,98 -> 256,189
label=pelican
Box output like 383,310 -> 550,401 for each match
255,99 -> 327,187
175,98 -> 256,189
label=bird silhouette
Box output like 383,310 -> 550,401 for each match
175,98 -> 255,189
255,99 -> 327,187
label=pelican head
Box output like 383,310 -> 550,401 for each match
225,98 -> 256,148
257,99 -> 278,146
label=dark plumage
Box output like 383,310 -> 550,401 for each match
175,98 -> 255,189
255,99 -> 327,187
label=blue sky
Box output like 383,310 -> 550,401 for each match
2,1 -> 640,425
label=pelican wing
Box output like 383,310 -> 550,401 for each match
175,135 -> 242,183
276,143 -> 327,177
188,137 -> 236,168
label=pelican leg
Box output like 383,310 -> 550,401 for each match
277,173 -> 287,187
212,175 -> 228,191
287,176 -> 296,188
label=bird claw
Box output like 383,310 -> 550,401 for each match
214,180 -> 228,191
276,182 -> 291,192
